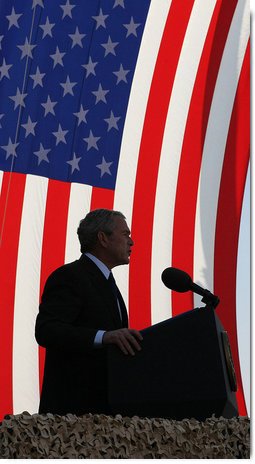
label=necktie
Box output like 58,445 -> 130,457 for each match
108,272 -> 118,298
108,272 -> 127,325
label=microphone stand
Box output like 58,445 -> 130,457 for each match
200,289 -> 220,309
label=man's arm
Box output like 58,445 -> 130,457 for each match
35,268 -> 97,353
103,329 -> 143,355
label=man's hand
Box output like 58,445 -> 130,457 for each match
103,328 -> 143,355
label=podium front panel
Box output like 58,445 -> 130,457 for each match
107,307 -> 238,420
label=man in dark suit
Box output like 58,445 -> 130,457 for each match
35,209 -> 142,416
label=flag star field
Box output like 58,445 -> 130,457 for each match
0,0 -> 150,188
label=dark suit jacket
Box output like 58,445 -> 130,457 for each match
35,255 -> 128,416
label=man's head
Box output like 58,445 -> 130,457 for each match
77,209 -> 134,269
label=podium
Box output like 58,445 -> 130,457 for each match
107,307 -> 238,420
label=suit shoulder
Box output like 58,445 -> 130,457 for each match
45,259 -> 80,284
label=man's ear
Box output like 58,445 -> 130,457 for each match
97,230 -> 108,248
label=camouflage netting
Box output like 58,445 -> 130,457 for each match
0,411 -> 250,459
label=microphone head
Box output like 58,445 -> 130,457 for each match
161,267 -> 192,292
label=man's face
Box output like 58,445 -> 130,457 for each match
105,216 -> 134,268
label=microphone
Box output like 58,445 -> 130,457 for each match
161,267 -> 192,292
161,267 -> 219,308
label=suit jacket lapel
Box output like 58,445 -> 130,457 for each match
78,255 -> 124,328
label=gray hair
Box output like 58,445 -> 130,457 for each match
77,209 -> 126,253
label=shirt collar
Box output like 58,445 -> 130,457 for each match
84,252 -> 110,279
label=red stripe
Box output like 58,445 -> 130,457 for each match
90,186 -> 115,210
39,179 -> 71,392
0,172 -> 26,420
129,0 -> 195,330
171,0 -> 238,316
214,41 -> 250,416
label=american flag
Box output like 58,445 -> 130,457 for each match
0,0 -> 250,420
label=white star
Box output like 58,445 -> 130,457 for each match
104,111 -> 121,131
32,0 -> 44,8
69,27 -> 86,48
92,8 -> 109,30
101,36 -> 119,57
113,0 -> 125,7
9,88 -> 27,110
39,17 -> 55,38
60,75 -> 77,96
52,124 -> 68,145
34,143 -> 50,165
0,36 -> 4,50
50,46 -> 65,68
60,0 -> 75,19
21,116 -> 37,137
96,156 -> 113,178
41,95 -> 57,116
17,37 -> 36,59
6,7 -> 22,30
92,83 -> 109,104
0,114 -> 4,129
83,130 -> 100,151
1,137 -> 19,159
82,56 -> 98,78
0,58 -> 12,80
73,104 -> 89,126
123,17 -> 141,37
113,64 -> 130,84
30,66 -> 45,88
67,153 -> 81,174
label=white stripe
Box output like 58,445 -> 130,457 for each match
193,0 -> 250,306
151,0 -> 216,324
0,170 -> 6,246
0,170 -> 3,193
12,175 -> 48,414
65,182 -> 92,263
113,0 -> 172,308
236,165 -> 250,415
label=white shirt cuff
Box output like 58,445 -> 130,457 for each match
94,330 -> 106,346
